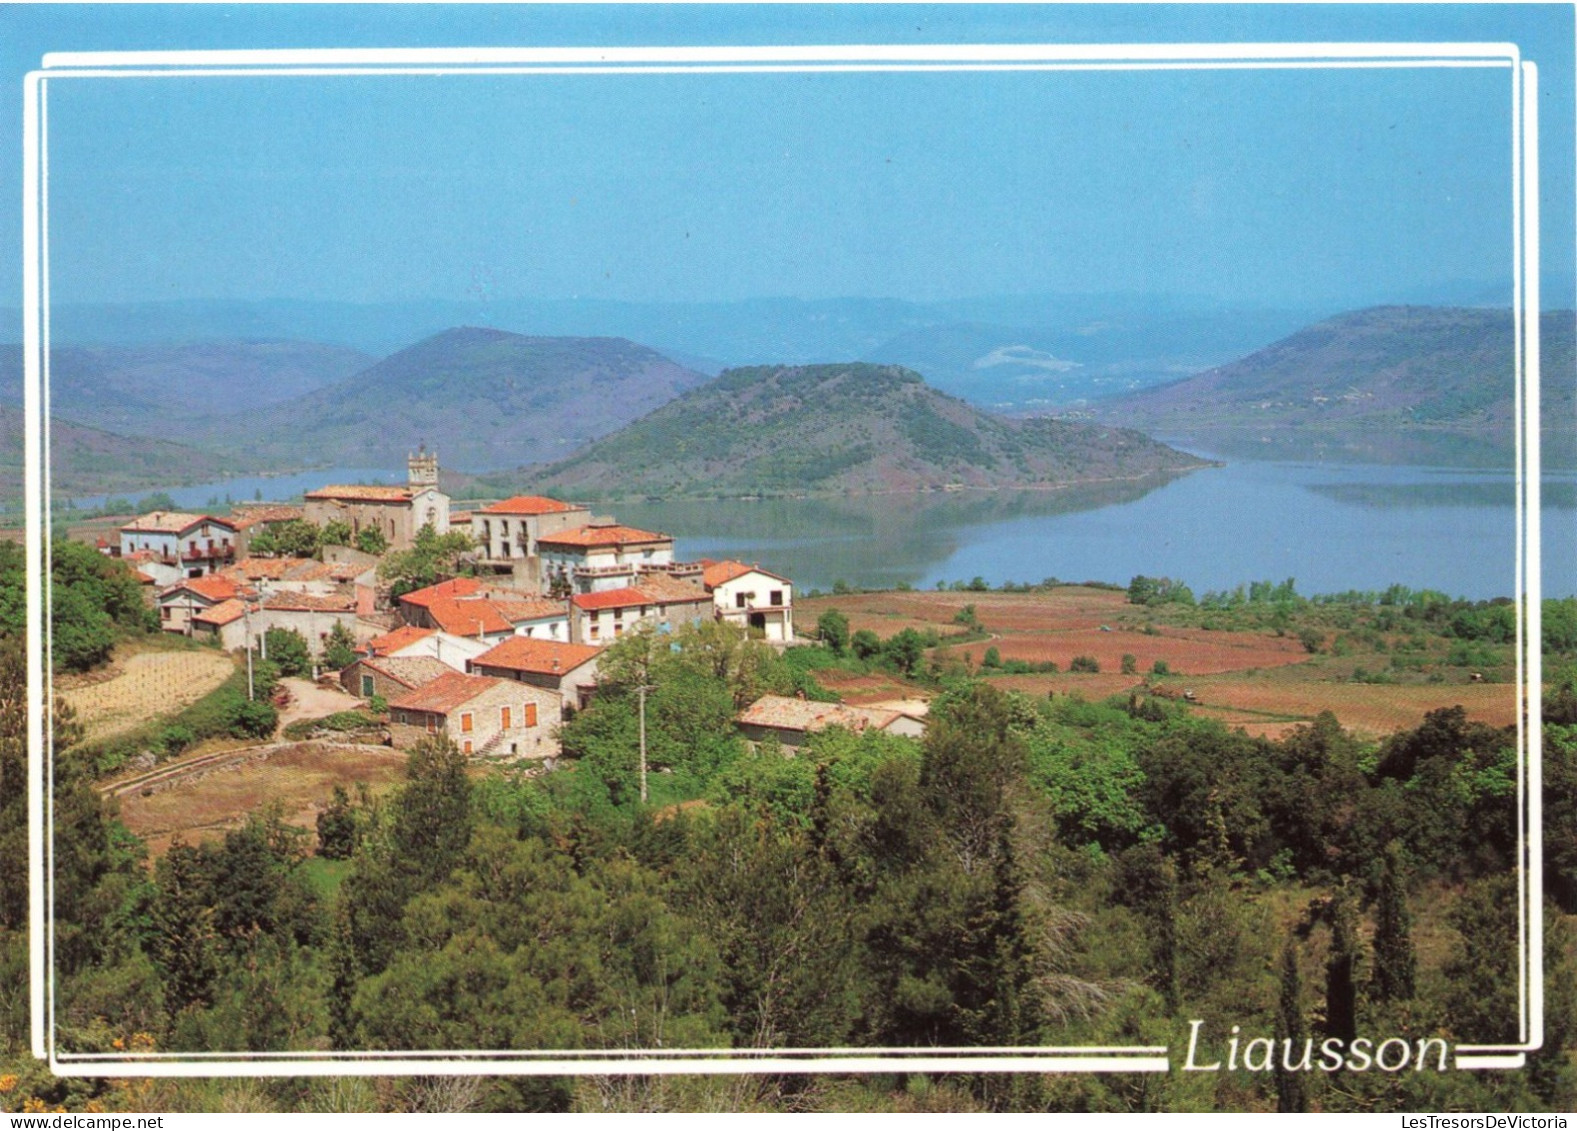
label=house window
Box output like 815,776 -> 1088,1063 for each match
361,674 -> 374,697
161,607 -> 170,620
463,739 -> 473,754
524,702 -> 537,727
736,593 -> 748,609
770,590 -> 783,606
460,711 -> 473,733
501,706 -> 512,729
589,624 -> 600,641
426,715 -> 437,733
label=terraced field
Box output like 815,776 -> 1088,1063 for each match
59,647 -> 235,744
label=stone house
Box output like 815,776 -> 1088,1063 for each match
190,598 -> 250,650
249,591 -> 358,659
467,637 -> 604,714
340,654 -> 454,702
701,560 -> 796,643
303,450 -> 449,551
471,495 -> 591,586
158,574 -> 251,635
387,670 -> 560,760
225,505 -> 305,558
735,694 -> 927,750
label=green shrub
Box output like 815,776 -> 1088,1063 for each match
1070,655 -> 1100,673
1121,653 -> 1137,675
1152,659 -> 1171,676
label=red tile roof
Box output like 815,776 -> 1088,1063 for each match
261,591 -> 356,613
701,559 -> 790,588
161,574 -> 243,603
388,670 -> 505,715
490,597 -> 568,623
571,587 -> 653,612
304,484 -> 416,502
227,505 -> 304,530
424,597 -> 513,636
192,598 -> 247,626
538,524 -> 671,549
121,511 -> 236,535
631,576 -> 710,604
398,577 -> 483,607
473,637 -> 603,676
364,625 -> 435,657
478,495 -> 584,516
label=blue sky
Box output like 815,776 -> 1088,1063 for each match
3,4 -> 1572,311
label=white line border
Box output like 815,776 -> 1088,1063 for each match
24,40 -> 1542,1078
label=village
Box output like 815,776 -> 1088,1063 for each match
99,448 -> 928,765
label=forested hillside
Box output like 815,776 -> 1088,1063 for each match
527,362 -> 1211,500
5,591 -> 1573,1112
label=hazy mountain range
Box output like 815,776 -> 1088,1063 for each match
2,296 -> 1571,506
1086,306 -> 1576,467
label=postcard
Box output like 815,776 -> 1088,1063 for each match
1,3 -> 1573,1116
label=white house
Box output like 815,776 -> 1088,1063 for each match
118,513 -> 239,579
538,523 -> 676,594
701,560 -> 795,642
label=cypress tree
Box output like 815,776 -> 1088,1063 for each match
1371,844 -> 1417,1003
1325,888 -> 1360,1042
1275,938 -> 1309,1114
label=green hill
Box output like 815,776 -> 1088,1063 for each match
209,327 -> 712,470
1088,306 -> 1576,466
523,362 -> 1212,500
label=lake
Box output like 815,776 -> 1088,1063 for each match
619,457 -> 1577,601
68,457 -> 1577,601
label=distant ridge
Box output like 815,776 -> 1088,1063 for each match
1088,306 -> 1577,466
523,361 -> 1212,500
202,327 -> 713,470
0,407 -> 240,502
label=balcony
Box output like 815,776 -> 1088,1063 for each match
182,545 -> 235,563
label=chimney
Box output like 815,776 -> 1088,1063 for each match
551,657 -> 561,672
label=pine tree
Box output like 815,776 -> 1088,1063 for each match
1371,844 -> 1416,1003
151,840 -> 219,1015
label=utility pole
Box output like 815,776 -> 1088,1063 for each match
637,682 -> 653,804
243,598 -> 255,700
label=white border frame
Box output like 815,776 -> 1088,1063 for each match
23,41 -> 1542,1078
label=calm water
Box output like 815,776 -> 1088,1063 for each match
621,459 -> 1577,601
65,458 -> 1577,600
